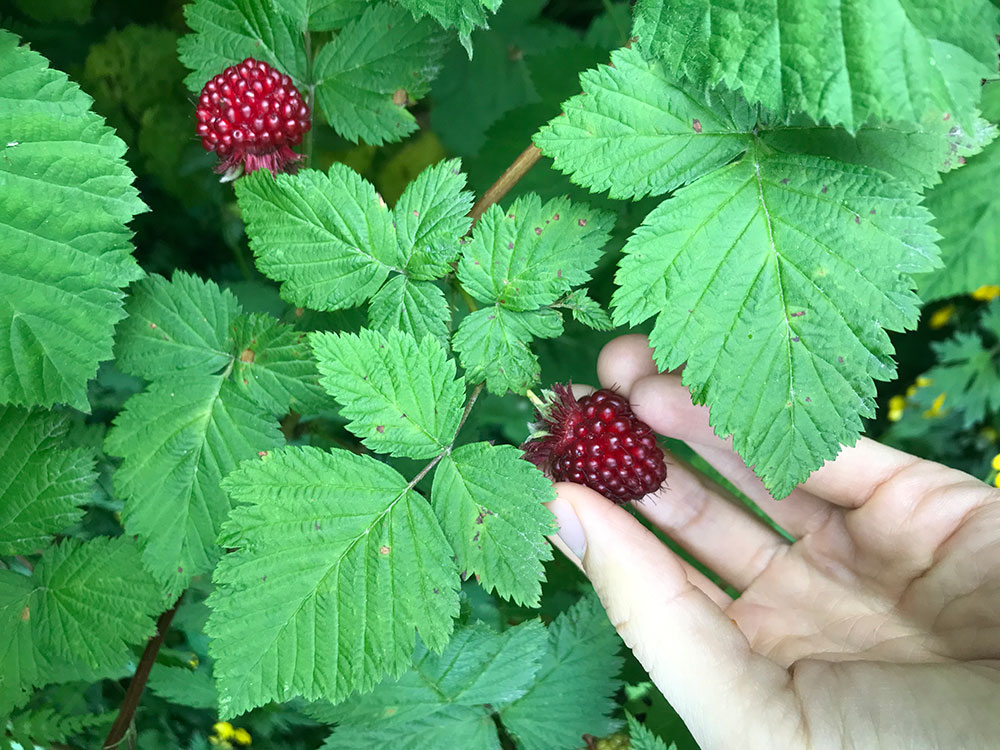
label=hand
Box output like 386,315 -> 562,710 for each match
548,335 -> 1000,750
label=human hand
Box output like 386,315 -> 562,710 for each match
548,335 -> 1000,749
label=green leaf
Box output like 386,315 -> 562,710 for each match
6,707 -> 113,749
232,313 -> 327,415
458,195 -> 613,310
208,446 -> 459,717
763,114 -> 996,190
395,0 -> 503,56
177,0 -> 309,92
313,2 -> 447,145
453,306 -> 562,395
632,0 -> 1000,132
431,443 -> 555,606
612,148 -> 938,497
0,538 -> 163,712
0,408 -> 93,556
0,30 -> 145,409
310,328 -> 465,459
368,276 -> 452,348
561,289 -> 613,331
105,377 -> 283,592
535,47 -> 754,200
322,705 -> 499,750
392,158 -> 474,279
918,134 -> 1000,301
235,166 -> 396,311
114,273 -> 240,380
499,594 -> 623,749
320,620 -> 545,749
148,664 -> 218,710
627,712 -> 676,750
304,0 -> 369,30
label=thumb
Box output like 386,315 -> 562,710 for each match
549,482 -> 806,749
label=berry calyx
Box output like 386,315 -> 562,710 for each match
522,385 -> 667,504
196,58 -> 311,181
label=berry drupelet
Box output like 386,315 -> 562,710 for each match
522,385 -> 667,504
196,58 -> 311,180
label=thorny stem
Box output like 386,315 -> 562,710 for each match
104,596 -> 183,749
468,144 -> 542,226
406,383 -> 485,493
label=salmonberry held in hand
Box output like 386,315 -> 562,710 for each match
196,57 -> 311,181
522,385 -> 667,504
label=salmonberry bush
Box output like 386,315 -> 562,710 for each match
2,0 -> 999,747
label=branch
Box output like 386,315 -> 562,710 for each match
468,144 -> 542,225
103,597 -> 183,749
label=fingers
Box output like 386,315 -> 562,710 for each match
596,334 -> 660,393
549,483 -> 805,749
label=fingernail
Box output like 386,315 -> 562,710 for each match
547,496 -> 586,560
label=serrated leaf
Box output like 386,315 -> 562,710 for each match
368,276 -> 451,347
105,376 -> 283,592
627,712 -> 676,750
612,148 -> 939,497
236,166 -> 397,311
396,0 -> 503,56
0,407 -> 93,556
458,195 -> 613,310
313,2 -> 447,145
632,0 -> 1000,132
232,313 -> 327,415
393,158 -> 473,279
114,273 -> 240,380
303,0 -> 368,30
177,0 -> 309,92
0,538 -> 162,712
453,306 -> 562,395
431,443 -> 554,606
148,664 -> 218,710
6,707 -> 113,749
561,289 -> 613,331
322,704 -> 499,750
918,134 -> 1000,301
499,594 -> 623,749
0,30 -> 145,409
310,328 -> 465,459
535,47 -> 754,200
209,446 -> 460,717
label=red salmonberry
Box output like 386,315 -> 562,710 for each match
196,58 -> 311,181
522,385 -> 667,504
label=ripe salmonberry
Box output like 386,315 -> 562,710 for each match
196,57 -> 311,181
522,385 -> 667,504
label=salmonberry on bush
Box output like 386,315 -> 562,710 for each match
195,57 -> 311,181
522,385 -> 667,504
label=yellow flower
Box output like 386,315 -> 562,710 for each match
916,376 -> 932,388
992,453 -> 1000,472
213,722 -> 235,741
982,426 -> 999,443
188,653 -> 199,668
971,284 -> 1000,301
928,304 -> 955,329
994,473 -> 1000,488
923,392 -> 946,418
906,384 -> 918,397
233,728 -> 252,746
887,394 -> 906,422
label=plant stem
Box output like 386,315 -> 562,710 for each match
468,144 -> 542,225
103,597 -> 183,749
405,383 -> 484,493
303,30 -> 316,168
524,389 -> 545,411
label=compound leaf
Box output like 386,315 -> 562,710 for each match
209,446 -> 459,716
453,306 -> 562,395
431,443 -> 555,606
368,276 -> 452,348
0,407 -> 94,556
395,0 -> 503,55
561,289 -> 614,331
236,166 -> 396,310
457,195 -> 613,311
322,705 -> 499,750
105,376 -> 283,592
177,0 -> 309,92
310,328 -> 465,459
313,2 -> 447,145
613,148 -> 938,497
535,47 -> 754,200
632,0 -> 1000,132
499,594 -> 623,749
0,30 -> 145,410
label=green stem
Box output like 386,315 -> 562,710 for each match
304,30 -> 316,168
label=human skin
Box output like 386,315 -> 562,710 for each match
547,334 -> 1000,749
